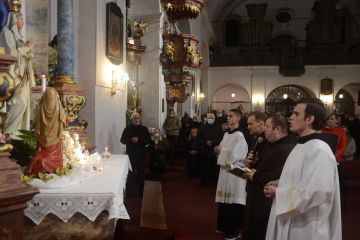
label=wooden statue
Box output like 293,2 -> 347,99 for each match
26,87 -> 66,175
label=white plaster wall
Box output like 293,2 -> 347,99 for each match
191,10 -> 214,116
207,64 -> 360,113
48,0 -> 127,154
94,0 -> 127,154
129,0 -> 164,130
78,0 -> 96,146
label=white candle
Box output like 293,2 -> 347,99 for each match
41,75 -> 47,93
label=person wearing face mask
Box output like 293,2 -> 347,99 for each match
198,113 -> 223,187
147,128 -> 169,179
121,112 -> 151,197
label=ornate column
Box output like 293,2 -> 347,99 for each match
55,0 -> 75,85
52,0 -> 88,147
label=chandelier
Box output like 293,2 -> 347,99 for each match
161,0 -> 206,21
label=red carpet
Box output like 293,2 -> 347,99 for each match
115,161 -> 360,240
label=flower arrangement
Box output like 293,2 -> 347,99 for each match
62,131 -> 90,168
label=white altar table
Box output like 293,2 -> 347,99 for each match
24,154 -> 131,225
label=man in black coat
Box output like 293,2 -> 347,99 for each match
121,112 -> 151,197
242,113 -> 296,240
198,113 -> 223,186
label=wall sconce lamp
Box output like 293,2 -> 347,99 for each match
319,94 -> 333,106
111,71 -> 129,95
198,92 -> 205,102
283,93 -> 288,99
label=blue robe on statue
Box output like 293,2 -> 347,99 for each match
0,0 -> 9,31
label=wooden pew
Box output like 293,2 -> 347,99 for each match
140,180 -> 167,239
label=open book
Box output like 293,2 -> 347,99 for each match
227,164 -> 255,179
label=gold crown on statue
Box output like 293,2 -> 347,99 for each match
9,0 -> 22,12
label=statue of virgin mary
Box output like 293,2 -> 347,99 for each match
0,0 -> 36,138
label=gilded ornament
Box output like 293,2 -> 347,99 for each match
185,42 -> 201,65
0,72 -> 15,102
162,69 -> 170,76
133,21 -> 148,37
165,42 -> 175,62
53,75 -> 76,85
161,0 -> 205,20
9,0 -> 22,12
60,95 -> 86,124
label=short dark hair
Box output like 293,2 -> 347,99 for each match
229,109 -> 243,118
248,111 -> 266,122
326,112 -> 339,120
297,98 -> 325,130
266,112 -> 288,134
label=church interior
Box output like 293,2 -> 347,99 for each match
0,0 -> 360,239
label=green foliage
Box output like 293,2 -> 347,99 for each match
20,166 -> 73,184
11,130 -> 36,167
21,172 -> 54,183
18,130 -> 37,150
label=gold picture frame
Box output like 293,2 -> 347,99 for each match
106,2 -> 123,65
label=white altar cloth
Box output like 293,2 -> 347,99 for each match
24,154 -> 131,225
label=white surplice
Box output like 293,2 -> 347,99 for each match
266,139 -> 342,240
215,130 -> 248,205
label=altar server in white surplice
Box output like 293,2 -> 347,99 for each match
214,109 -> 248,240
264,99 -> 342,240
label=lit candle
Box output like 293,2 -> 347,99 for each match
41,75 -> 47,93
103,146 -> 110,159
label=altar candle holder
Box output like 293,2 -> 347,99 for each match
102,147 -> 110,159
41,75 -> 47,93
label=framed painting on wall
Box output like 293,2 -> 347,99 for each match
106,2 -> 123,65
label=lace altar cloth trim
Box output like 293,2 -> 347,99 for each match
24,154 -> 131,225
24,193 -> 129,225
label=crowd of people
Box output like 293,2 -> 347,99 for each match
121,100 -> 360,240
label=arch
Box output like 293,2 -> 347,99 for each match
265,85 -> 315,116
334,82 -> 360,115
211,84 -> 251,113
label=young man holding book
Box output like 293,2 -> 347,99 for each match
214,109 -> 248,240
